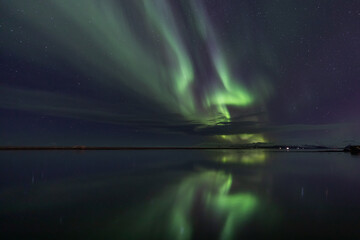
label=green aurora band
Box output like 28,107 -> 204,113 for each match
113,171 -> 258,240
3,0 -> 270,141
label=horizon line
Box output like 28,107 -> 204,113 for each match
0,146 -> 345,152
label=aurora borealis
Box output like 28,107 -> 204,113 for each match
2,2 -> 360,239
1,0 -> 359,146
114,171 -> 260,240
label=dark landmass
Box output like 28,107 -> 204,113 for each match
200,142 -> 343,150
0,144 -> 348,152
344,145 -> 360,154
0,146 -> 241,151
228,143 -> 336,150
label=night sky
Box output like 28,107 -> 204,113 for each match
1,0 -> 359,147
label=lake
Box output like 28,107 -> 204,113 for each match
1,150 -> 360,239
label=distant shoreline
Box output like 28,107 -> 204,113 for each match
0,146 -> 345,152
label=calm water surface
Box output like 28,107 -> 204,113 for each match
1,150 -> 360,239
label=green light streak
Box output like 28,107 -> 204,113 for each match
215,194 -> 258,240
4,0 -> 268,142
217,150 -> 267,165
115,171 -> 258,240
143,0 -> 195,116
219,134 -> 267,144
168,171 -> 258,240
190,1 -> 253,122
